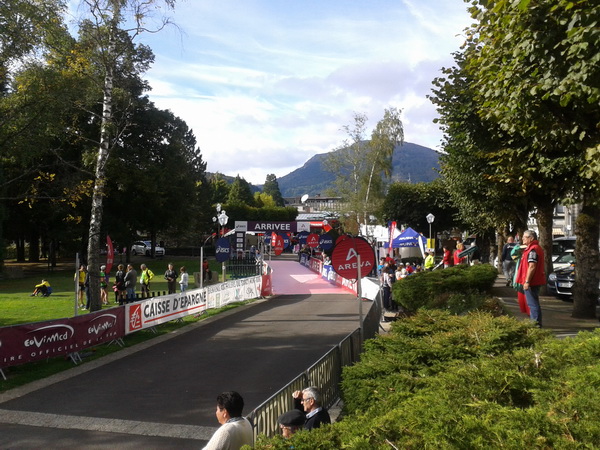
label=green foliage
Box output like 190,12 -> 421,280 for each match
392,264 -> 498,313
254,309 -> 600,449
381,179 -> 464,233
262,174 -> 285,207
227,175 -> 256,206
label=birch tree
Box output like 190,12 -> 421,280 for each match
77,0 -> 175,311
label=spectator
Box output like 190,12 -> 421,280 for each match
203,391 -> 253,450
454,243 -> 466,265
124,264 -> 137,303
84,266 -> 91,309
100,265 -> 108,305
179,266 -> 189,292
293,386 -> 331,430
442,246 -> 453,268
380,265 -> 394,311
114,264 -> 126,305
140,264 -> 154,298
516,230 -> 545,327
203,258 -> 212,282
30,279 -> 51,297
75,264 -> 86,308
501,236 -> 517,286
164,263 -> 177,294
277,409 -> 305,438
424,251 -> 435,271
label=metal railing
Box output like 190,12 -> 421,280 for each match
247,290 -> 382,440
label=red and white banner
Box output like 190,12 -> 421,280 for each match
0,309 -> 125,368
125,275 -> 263,334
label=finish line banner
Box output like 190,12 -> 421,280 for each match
126,275 -> 263,334
0,309 -> 125,368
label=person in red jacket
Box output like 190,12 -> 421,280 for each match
454,243 -> 466,265
516,230 -> 545,327
442,246 -> 453,268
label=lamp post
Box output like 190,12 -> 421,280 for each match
426,213 -> 435,240
217,209 -> 229,282
200,234 -> 215,290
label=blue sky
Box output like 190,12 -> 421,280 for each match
71,0 -> 472,185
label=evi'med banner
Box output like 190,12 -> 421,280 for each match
0,309 -> 125,368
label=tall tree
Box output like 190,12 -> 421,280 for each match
432,0 -> 600,317
325,109 -> 404,232
262,174 -> 285,207
227,175 -> 255,206
77,0 -> 175,311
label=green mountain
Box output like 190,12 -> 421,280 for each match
277,142 -> 441,197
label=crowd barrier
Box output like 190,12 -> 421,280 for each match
0,265 -> 273,379
247,261 -> 382,439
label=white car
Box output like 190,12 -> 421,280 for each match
553,251 -> 575,271
131,240 -> 165,257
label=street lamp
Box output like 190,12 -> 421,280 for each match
217,210 -> 229,282
426,213 -> 435,239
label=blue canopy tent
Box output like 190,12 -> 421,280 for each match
383,227 -> 427,257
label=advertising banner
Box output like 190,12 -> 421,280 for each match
125,276 -> 263,334
235,221 -> 311,233
0,308 -> 125,368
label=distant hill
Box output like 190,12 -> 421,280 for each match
206,173 -> 261,193
277,142 -> 441,197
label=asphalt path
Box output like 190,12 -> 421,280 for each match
0,260 -> 364,449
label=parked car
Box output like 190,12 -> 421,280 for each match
131,240 -> 165,257
547,265 -> 576,301
552,251 -> 575,271
552,236 -> 576,262
547,262 -> 600,302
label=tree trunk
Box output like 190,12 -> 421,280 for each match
29,230 -> 40,262
86,14 -> 117,312
572,198 -> 600,319
535,202 -> 554,296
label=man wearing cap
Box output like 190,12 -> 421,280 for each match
277,409 -> 305,438
292,386 -> 331,430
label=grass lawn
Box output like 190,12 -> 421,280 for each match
0,256 -> 241,392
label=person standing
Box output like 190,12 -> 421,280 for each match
203,391 -> 253,450
100,265 -> 108,305
75,264 -> 86,308
442,246 -> 453,268
516,230 -> 545,327
124,264 -> 137,303
114,264 -> 126,305
140,264 -> 154,298
164,263 -> 177,294
424,251 -> 435,271
454,243 -> 466,265
84,266 -> 91,310
501,236 -> 517,286
179,266 -> 189,292
292,386 -> 331,430
380,265 -> 394,311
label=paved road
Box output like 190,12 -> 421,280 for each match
0,260 -> 364,449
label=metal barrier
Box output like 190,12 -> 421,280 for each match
247,326 -> 366,440
228,257 -> 261,279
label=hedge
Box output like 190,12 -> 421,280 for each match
251,311 -> 600,448
392,263 -> 498,313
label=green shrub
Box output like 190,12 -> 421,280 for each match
253,316 -> 600,449
392,264 -> 498,312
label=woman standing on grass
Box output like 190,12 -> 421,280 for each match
179,266 -> 189,292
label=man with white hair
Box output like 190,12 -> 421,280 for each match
292,386 -> 331,430
516,230 -> 546,326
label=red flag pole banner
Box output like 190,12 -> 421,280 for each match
106,235 -> 114,275
388,221 -> 397,256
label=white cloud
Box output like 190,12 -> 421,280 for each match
139,0 -> 471,184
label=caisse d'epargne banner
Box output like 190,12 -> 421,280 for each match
0,308 -> 125,368
125,275 -> 263,334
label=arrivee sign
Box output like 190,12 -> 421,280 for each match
331,236 -> 375,279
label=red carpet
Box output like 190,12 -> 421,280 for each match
269,260 -> 346,295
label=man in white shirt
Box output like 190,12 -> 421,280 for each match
203,391 -> 253,450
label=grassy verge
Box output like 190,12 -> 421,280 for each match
0,256 -> 252,392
